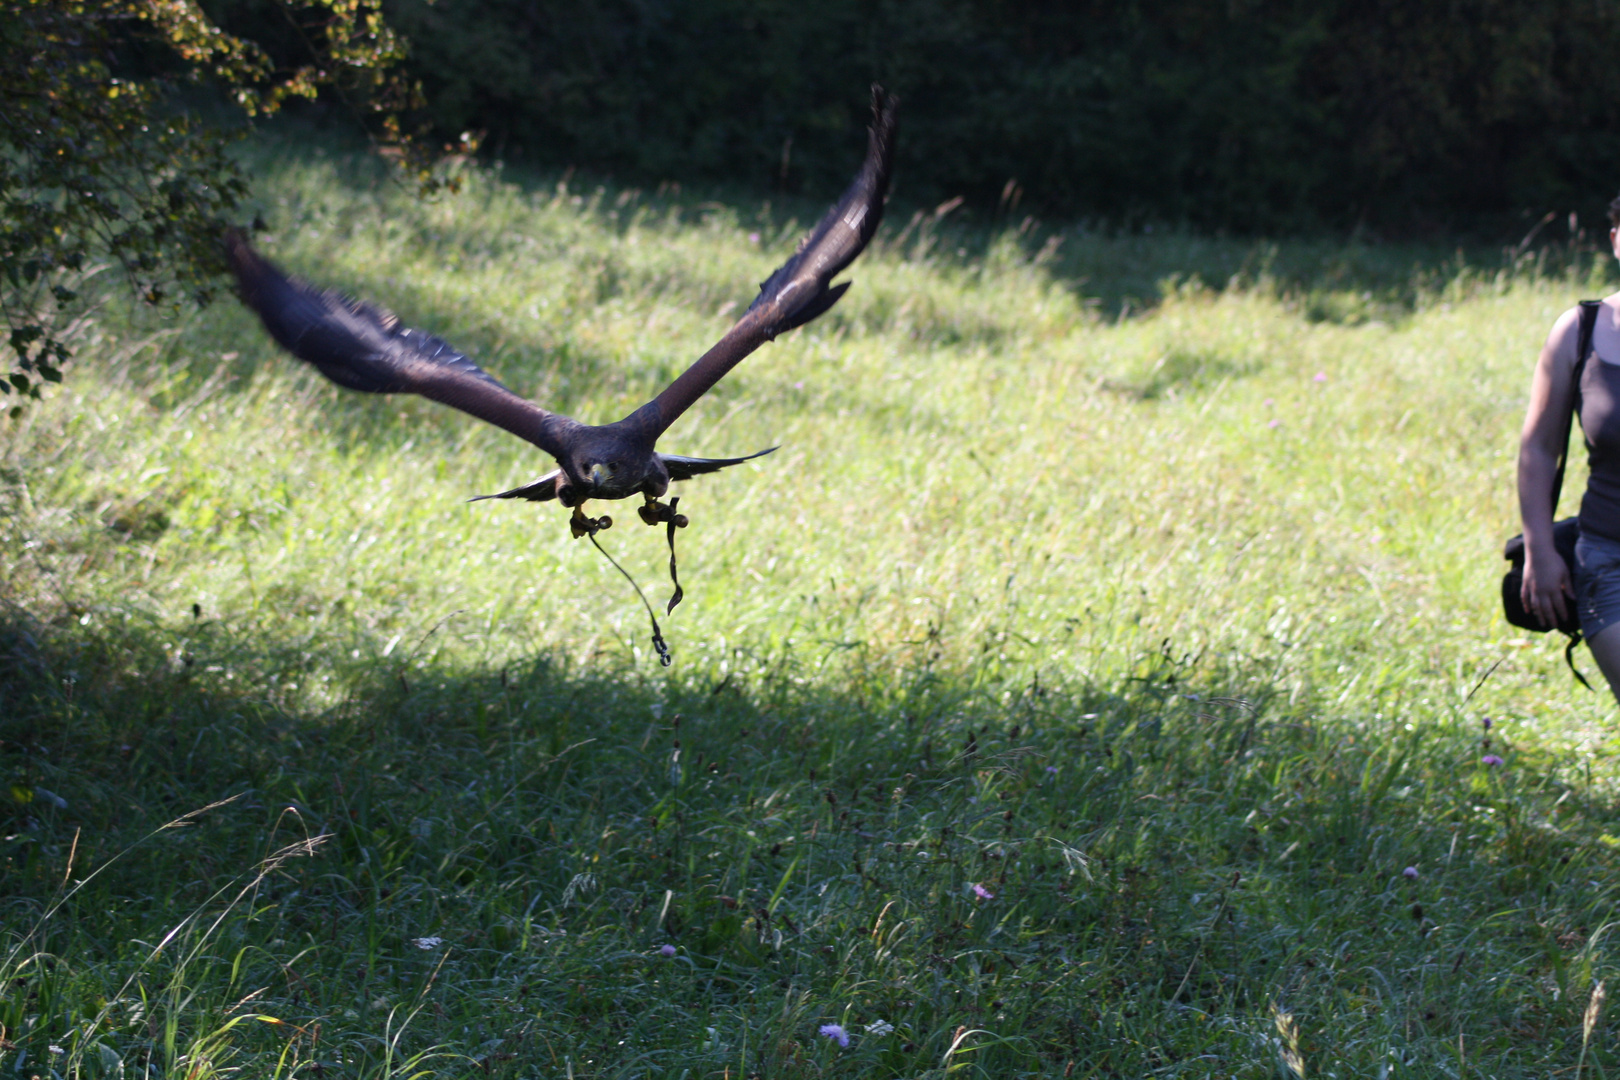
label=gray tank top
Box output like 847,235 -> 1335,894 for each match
1578,335 -> 1620,540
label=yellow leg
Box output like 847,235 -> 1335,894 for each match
638,496 -> 688,528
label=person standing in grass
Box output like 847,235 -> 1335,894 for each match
1519,194 -> 1620,698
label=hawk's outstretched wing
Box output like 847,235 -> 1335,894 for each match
642,86 -> 897,438
227,234 -> 574,460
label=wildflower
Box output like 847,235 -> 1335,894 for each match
1267,418 -> 1281,429
1482,754 -> 1504,767
748,231 -> 761,244
1045,765 -> 1059,775
659,944 -> 677,957
819,1023 -> 850,1048
411,936 -> 443,949
971,883 -> 995,901
49,1045 -> 65,1056
794,381 -> 805,390
1264,397 -> 1275,406
865,1019 -> 895,1036
1403,866 -> 1419,879
1313,371 -> 1328,383
1482,717 -> 1493,731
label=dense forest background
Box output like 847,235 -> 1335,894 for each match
203,0 -> 1620,236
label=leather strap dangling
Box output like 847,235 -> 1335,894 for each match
664,496 -> 685,614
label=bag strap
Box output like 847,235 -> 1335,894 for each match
1567,634 -> 1594,691
1552,300 -> 1601,513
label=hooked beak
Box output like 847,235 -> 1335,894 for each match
590,463 -> 612,487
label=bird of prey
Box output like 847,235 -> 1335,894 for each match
227,87 -> 898,544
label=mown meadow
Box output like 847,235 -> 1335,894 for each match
4,134 -> 1620,1078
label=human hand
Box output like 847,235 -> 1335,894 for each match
1522,543 -> 1574,629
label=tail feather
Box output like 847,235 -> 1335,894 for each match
659,447 -> 778,481
470,471 -> 562,502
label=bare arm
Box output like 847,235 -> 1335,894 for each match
1517,305 -> 1585,626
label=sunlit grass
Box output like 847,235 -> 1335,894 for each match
3,135 -> 1620,1078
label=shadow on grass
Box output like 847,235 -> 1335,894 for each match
1,601 -> 1271,839
0,596 -> 1293,948
5,602 -> 1620,1076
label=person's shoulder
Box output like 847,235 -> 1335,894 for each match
1552,303 -> 1588,331
1546,303 -> 1590,361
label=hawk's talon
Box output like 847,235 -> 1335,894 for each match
570,505 -> 612,538
639,497 -> 687,528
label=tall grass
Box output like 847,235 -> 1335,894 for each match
2,135 -> 1619,1077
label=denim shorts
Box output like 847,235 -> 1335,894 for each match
1575,529 -> 1620,641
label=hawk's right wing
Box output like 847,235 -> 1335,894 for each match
227,233 -> 575,461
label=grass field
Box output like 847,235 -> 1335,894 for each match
5,135 -> 1620,1078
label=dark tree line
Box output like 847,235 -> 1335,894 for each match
10,0 -> 1619,405
362,0 -> 1620,234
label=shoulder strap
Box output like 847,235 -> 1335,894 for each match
1552,299 -> 1602,514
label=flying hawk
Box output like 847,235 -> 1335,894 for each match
228,87 -> 898,540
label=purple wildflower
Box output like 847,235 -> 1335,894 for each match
659,944 -> 677,957
748,232 -> 761,244
1045,765 -> 1059,775
1267,419 -> 1281,429
1264,397 -> 1275,406
1403,866 -> 1419,880
1313,371 -> 1328,383
1482,754 -> 1504,767
819,1023 -> 850,1048
972,883 -> 995,901
1482,717 -> 1493,731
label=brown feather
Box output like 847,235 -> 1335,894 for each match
645,86 -> 898,437
226,232 -> 574,461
